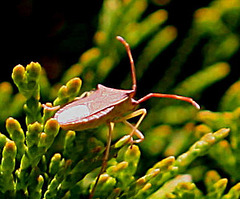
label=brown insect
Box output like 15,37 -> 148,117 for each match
43,36 -> 200,198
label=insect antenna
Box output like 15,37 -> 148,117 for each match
116,36 -> 200,110
136,93 -> 200,109
116,36 -> 137,95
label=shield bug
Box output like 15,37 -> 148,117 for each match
43,36 -> 200,198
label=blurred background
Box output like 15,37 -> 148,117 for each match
2,1 -> 240,193
2,0 -> 103,81
3,0 -> 239,111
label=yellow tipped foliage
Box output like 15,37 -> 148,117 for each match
1,0 -> 240,197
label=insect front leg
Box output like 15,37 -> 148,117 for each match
123,121 -> 144,144
117,108 -> 147,144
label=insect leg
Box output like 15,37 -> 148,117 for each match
117,109 -> 147,144
123,121 -> 144,143
42,103 -> 61,111
89,122 -> 114,198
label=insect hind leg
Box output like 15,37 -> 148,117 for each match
89,122 -> 114,198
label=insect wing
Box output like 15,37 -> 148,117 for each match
54,84 -> 134,125
55,103 -> 90,124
